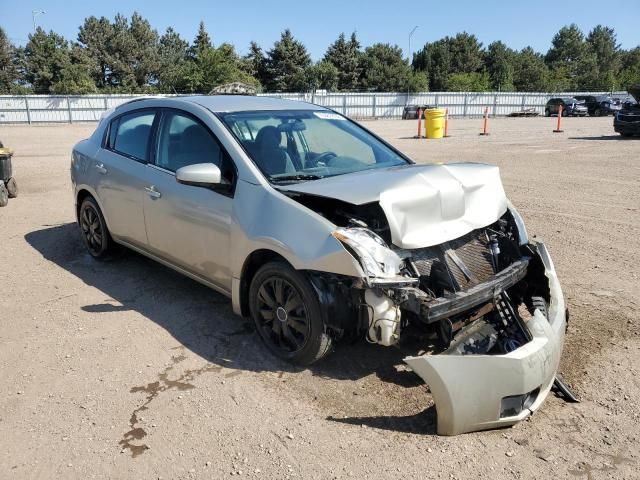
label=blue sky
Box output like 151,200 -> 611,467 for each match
2,0 -> 638,59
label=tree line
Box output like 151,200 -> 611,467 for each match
0,14 -> 638,95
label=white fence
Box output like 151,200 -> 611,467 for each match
0,91 -> 628,124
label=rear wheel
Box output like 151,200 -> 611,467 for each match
6,177 -> 17,198
79,196 -> 114,259
545,109 -> 550,117
594,108 -> 602,116
0,183 -> 8,207
249,262 -> 332,365
561,109 -> 568,117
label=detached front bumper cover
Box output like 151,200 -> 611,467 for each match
404,241 -> 566,435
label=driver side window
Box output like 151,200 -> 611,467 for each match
155,110 -> 235,184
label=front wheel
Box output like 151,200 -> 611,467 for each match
249,262 -> 332,365
545,109 -> 550,117
6,177 -> 17,198
594,108 -> 602,116
79,196 -> 115,259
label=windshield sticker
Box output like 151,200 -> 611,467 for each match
313,112 -> 346,120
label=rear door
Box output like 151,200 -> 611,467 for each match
142,108 -> 236,291
94,109 -> 156,247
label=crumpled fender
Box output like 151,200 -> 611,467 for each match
404,241 -> 566,435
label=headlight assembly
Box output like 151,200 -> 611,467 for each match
332,227 -> 403,279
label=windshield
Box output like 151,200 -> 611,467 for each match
562,97 -> 579,103
220,110 -> 409,182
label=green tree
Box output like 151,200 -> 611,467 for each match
448,32 -> 484,74
264,30 -> 311,92
190,21 -> 212,59
242,41 -> 267,87
619,47 -> 640,88
306,60 -> 339,91
485,41 -> 515,91
513,47 -> 549,91
197,43 -> 259,92
23,27 -> 71,93
413,33 -> 484,90
445,71 -> 490,91
413,39 -> 451,90
77,16 -> 114,88
584,25 -> 621,90
323,32 -> 361,91
545,24 -> 590,90
0,27 -> 20,93
50,44 -> 97,94
360,43 -> 412,91
157,27 -> 191,92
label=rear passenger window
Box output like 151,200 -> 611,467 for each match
111,111 -> 155,161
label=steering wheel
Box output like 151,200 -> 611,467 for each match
310,151 -> 337,166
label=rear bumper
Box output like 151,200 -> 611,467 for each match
404,241 -> 566,435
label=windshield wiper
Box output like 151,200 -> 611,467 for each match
270,174 -> 324,183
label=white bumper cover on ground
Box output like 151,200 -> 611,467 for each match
404,242 -> 566,435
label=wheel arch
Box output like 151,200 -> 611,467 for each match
238,249 -> 292,317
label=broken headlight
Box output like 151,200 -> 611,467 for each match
332,227 -> 403,280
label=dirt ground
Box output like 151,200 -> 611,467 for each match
0,116 -> 638,480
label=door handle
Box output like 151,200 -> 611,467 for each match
95,163 -> 107,174
145,186 -> 161,199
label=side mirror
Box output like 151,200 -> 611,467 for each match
176,163 -> 221,188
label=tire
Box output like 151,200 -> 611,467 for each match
594,108 -> 602,116
6,177 -> 17,198
544,109 -> 550,117
249,261 -> 332,365
0,183 -> 8,207
78,196 -> 114,259
561,109 -> 568,117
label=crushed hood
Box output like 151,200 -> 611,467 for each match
281,163 -> 508,249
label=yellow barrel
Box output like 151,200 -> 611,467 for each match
424,108 -> 446,139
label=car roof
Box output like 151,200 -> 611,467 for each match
182,95 -> 327,113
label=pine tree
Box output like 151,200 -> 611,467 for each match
264,30 -> 311,92
190,21 -> 212,59
323,32 -> 361,91
0,27 -> 20,93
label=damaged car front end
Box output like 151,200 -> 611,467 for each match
219,106 -> 569,435
277,163 -> 568,435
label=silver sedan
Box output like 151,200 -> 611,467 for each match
71,96 -> 569,435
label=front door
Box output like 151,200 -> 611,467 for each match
142,109 -> 235,292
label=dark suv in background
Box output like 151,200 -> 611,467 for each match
545,97 -> 588,117
574,95 -> 622,116
614,86 -> 640,137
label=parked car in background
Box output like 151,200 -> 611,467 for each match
71,95 -> 568,436
614,86 -> 640,137
402,104 -> 431,119
544,98 -> 588,117
574,95 -> 622,116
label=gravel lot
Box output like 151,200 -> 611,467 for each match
0,116 -> 638,479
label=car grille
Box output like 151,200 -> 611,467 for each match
410,229 -> 496,290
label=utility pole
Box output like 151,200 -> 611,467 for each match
407,26 -> 419,105
32,10 -> 46,32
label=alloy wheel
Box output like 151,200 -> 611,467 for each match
80,204 -> 104,255
256,276 -> 310,354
